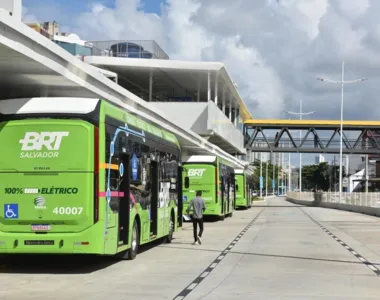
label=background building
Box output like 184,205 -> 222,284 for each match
315,154 -> 325,164
0,0 -> 21,20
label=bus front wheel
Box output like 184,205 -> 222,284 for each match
127,220 -> 139,260
165,214 -> 175,243
116,219 -> 139,260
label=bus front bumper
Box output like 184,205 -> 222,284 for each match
0,225 -> 104,254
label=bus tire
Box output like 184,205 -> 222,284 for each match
115,219 -> 139,260
127,219 -> 139,260
165,213 -> 175,243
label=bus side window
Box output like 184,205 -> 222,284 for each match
105,124 -> 122,212
129,142 -> 151,210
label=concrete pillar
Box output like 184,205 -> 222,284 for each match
0,0 -> 21,20
226,94 -> 230,117
214,72 -> 219,105
229,98 -> 232,121
197,81 -> 200,102
207,71 -> 211,102
222,88 -> 226,113
40,88 -> 48,97
234,104 -> 238,126
182,148 -> 189,156
149,72 -> 153,102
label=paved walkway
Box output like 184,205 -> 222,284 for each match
1,198 -> 380,299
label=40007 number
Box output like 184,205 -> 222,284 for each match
52,207 -> 83,215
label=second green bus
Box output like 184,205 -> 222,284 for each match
182,155 -> 236,220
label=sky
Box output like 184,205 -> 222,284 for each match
21,0 -> 380,168
23,0 -> 164,18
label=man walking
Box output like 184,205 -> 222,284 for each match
186,190 -> 206,245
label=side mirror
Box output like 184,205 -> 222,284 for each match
236,184 -> 239,191
184,176 -> 190,189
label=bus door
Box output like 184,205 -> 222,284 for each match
220,177 -> 225,215
232,175 -> 236,209
118,153 -> 130,245
227,177 -> 231,212
177,166 -> 183,228
150,161 -> 158,237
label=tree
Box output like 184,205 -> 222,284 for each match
301,162 -> 333,191
302,164 -> 319,190
316,162 -> 330,191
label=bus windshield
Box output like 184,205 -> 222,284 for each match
0,119 -> 93,172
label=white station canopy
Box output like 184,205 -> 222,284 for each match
0,11 -> 248,169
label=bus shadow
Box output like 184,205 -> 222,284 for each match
0,237 -> 181,275
160,245 -> 380,266
183,216 -> 226,223
234,207 -> 251,211
0,254 -> 120,274
252,205 -> 308,208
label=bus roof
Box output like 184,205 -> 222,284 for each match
0,97 -> 180,148
0,97 -> 98,115
235,169 -> 254,175
183,155 -> 217,163
183,155 -> 241,168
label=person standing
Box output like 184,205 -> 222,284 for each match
186,190 -> 206,245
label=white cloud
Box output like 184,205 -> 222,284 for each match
163,0 -> 214,61
72,0 -> 287,118
217,35 -> 284,118
22,6 -> 39,23
333,0 -> 370,20
91,3 -> 106,15
76,0 -> 166,43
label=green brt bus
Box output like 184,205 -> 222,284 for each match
234,169 -> 254,209
182,155 -> 236,220
0,97 -> 183,259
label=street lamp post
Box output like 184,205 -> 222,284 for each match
260,152 -> 263,198
283,152 -> 286,194
282,151 -> 285,195
272,152 -> 275,196
317,61 -> 367,201
288,144 -> 291,192
365,136 -> 369,197
286,118 -> 292,192
281,151 -> 283,195
277,152 -> 280,195
266,159 -> 268,196
285,100 -> 316,194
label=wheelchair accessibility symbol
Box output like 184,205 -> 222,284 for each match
4,204 -> 18,219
